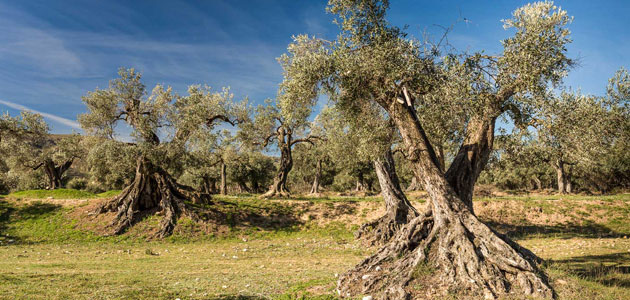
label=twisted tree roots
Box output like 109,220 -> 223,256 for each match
339,209 -> 553,299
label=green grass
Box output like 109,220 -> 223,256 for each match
7,189 -> 121,200
1,193 -> 630,299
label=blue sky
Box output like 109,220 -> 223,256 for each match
1,0 -> 628,134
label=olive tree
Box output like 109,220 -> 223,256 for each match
20,134 -> 84,190
0,111 -> 48,191
283,1 -> 574,298
239,100 -> 320,198
79,68 -> 244,237
2,111 -> 82,190
228,150 -> 275,194
530,69 -> 629,193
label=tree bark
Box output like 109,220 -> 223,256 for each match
356,149 -> 419,246
40,158 -> 73,190
202,177 -> 217,194
533,177 -> 542,190
220,162 -> 227,195
309,159 -> 322,195
354,171 -> 367,192
96,157 -> 211,238
237,181 -> 252,193
405,175 -> 421,191
338,102 -> 553,299
444,116 -> 496,212
554,160 -> 572,194
261,142 -> 292,198
435,143 -> 446,172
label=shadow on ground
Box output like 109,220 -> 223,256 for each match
554,252 -> 630,288
187,199 -> 361,233
0,199 -> 62,245
485,220 -> 625,239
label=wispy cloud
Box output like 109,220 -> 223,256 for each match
0,99 -> 81,130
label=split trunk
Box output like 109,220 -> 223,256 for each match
356,149 -> 418,246
338,104 -> 553,299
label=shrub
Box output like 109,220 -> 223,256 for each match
67,178 -> 88,190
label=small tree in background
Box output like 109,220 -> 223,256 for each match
19,134 -> 84,190
239,100 -> 320,198
0,111 -> 48,192
531,88 -> 628,193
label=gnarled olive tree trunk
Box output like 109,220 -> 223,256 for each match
309,159 -> 322,195
261,143 -> 292,198
35,158 -> 73,190
97,156 -> 211,238
338,103 -> 553,299
356,148 -> 418,246
201,176 -> 218,194
553,160 -> 573,194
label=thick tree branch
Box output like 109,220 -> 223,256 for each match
290,135 -> 321,146
206,114 -> 235,127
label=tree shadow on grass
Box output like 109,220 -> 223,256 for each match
189,199 -> 361,233
191,200 -> 303,233
0,199 -> 62,245
484,219 -> 625,240
553,252 -> 630,288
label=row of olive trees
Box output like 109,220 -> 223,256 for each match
480,68 -> 630,193
1,0 -> 628,298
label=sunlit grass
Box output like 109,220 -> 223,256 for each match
7,189 -> 122,200
1,193 -> 629,299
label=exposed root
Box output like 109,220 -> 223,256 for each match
260,186 -> 290,199
355,208 -> 418,246
338,209 -> 554,299
96,164 -> 211,238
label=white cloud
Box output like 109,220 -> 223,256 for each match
0,99 -> 81,130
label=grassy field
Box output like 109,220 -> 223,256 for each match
0,191 -> 629,299
8,189 -> 121,200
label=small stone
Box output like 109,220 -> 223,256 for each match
242,248 -> 248,252
375,266 -> 381,271
242,238 -> 248,242
334,273 -> 339,278
362,296 -> 373,300
222,285 -> 228,289
232,255 -> 238,259
195,278 -> 200,282
361,275 -> 370,280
